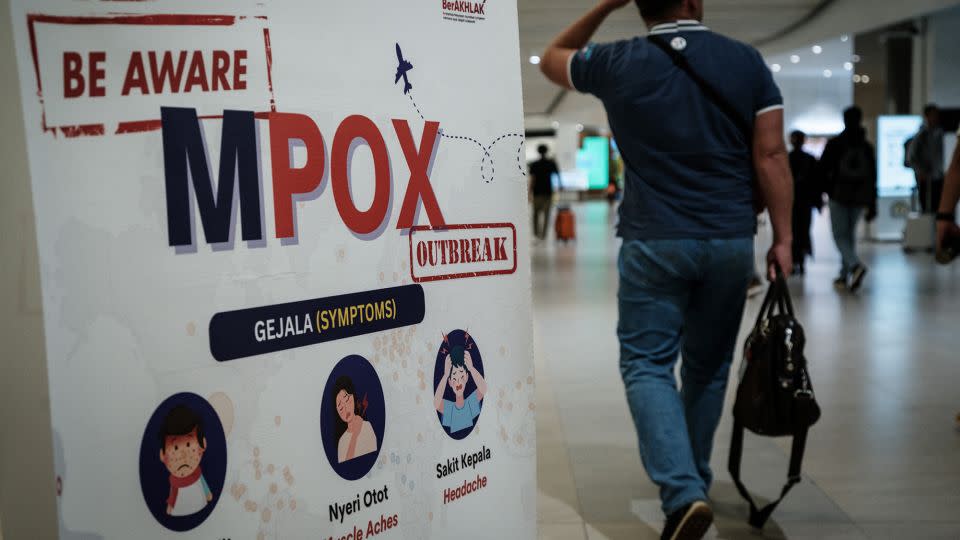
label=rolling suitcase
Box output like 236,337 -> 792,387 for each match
554,206 -> 575,242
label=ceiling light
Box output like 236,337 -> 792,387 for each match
790,55 -> 800,64
853,54 -> 861,63
812,45 -> 823,54
853,74 -> 862,83
551,121 -> 560,129
575,124 -> 584,132
841,35 -> 850,42
844,62 -> 854,71
824,69 -> 833,78
529,55 -> 541,65
771,63 -> 782,73
862,75 -> 870,83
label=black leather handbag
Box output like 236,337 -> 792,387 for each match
728,271 -> 821,529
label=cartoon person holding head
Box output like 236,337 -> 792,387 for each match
159,405 -> 214,516
333,376 -> 379,463
434,335 -> 488,434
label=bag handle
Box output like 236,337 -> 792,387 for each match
752,268 -> 794,330
753,278 -> 780,330
774,267 -> 795,317
728,419 -> 808,529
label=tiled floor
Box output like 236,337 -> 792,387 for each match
533,202 -> 960,540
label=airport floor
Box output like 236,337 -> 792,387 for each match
532,201 -> 960,540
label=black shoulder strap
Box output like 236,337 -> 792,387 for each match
646,35 -> 753,143
728,419 -> 808,529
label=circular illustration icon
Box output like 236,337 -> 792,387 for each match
139,392 -> 227,532
433,330 -> 486,440
321,355 -> 386,481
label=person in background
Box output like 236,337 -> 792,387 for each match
789,130 -> 822,275
819,106 -> 876,292
909,104 -> 945,214
539,0 -> 794,537
529,144 -> 561,241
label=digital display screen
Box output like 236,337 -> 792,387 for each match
576,136 -> 610,190
877,115 -> 923,197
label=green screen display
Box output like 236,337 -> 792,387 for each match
576,137 -> 609,190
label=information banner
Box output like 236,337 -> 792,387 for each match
9,1 -> 534,538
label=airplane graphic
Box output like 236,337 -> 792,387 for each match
394,43 -> 413,95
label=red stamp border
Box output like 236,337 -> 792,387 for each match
408,222 -> 518,283
25,13 -> 276,138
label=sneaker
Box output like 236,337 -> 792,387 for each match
848,264 -> 868,292
747,275 -> 764,298
833,276 -> 847,290
661,500 -> 714,540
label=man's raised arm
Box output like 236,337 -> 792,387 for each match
540,0 -> 632,89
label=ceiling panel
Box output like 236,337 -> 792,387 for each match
517,0 -> 823,119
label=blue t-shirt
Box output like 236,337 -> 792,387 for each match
441,391 -> 482,434
570,20 -> 783,240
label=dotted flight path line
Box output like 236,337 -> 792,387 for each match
406,91 -> 525,184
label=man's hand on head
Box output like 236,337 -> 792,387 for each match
601,0 -> 633,8
540,0 -> 629,89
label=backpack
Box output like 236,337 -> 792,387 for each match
903,135 -> 916,168
837,143 -> 872,184
729,271 -> 821,529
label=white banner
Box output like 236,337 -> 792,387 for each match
10,1 -> 534,538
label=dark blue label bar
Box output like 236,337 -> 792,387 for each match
209,284 -> 425,362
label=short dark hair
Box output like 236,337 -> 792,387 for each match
634,0 -> 683,19
159,405 -> 205,449
537,144 -> 548,156
449,345 -> 466,371
924,103 -> 939,116
790,130 -> 806,139
843,106 -> 863,128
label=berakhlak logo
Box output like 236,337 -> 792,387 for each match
442,0 -> 487,23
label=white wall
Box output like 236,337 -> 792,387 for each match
927,5 -> 960,107
0,0 -> 59,537
777,74 -> 854,136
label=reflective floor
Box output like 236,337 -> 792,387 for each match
533,201 -> 960,540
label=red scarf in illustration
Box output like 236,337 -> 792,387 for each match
166,466 -> 203,507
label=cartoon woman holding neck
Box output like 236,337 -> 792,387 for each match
434,335 -> 487,435
333,376 -> 378,463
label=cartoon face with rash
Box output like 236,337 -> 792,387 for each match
160,427 -> 206,479
158,405 -> 214,516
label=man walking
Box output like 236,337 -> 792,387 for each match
539,1 -> 793,538
529,144 -> 561,240
789,130 -> 822,274
909,104 -> 945,214
819,106 -> 876,292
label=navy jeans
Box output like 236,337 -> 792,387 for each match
829,200 -> 863,277
617,238 -> 754,515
